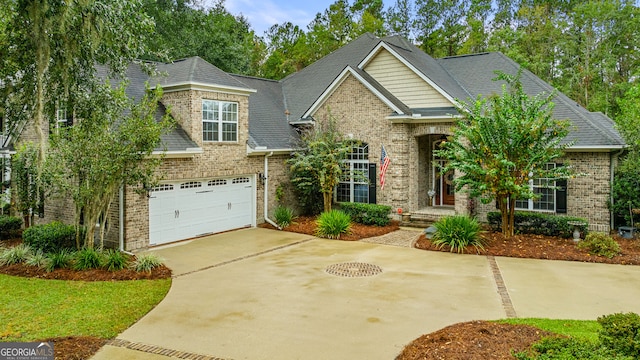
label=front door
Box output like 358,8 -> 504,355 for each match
433,160 -> 455,206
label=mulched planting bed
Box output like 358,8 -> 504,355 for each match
395,320 -> 558,360
259,215 -> 400,240
43,336 -> 107,360
415,231 -> 640,265
0,262 -> 172,280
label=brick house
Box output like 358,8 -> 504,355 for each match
10,33 -> 625,250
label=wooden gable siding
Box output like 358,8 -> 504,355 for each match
364,49 -> 452,108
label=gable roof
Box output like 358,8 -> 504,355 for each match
437,52 -> 626,149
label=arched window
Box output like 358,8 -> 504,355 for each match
336,143 -> 369,203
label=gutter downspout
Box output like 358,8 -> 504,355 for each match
118,184 -> 134,255
610,149 -> 624,232
263,152 -> 281,230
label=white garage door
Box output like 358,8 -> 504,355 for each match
148,176 -> 254,246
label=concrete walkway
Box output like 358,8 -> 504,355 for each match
91,228 -> 640,360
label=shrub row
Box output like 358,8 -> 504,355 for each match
487,211 -> 588,238
338,202 -> 391,226
22,221 -> 77,253
0,215 -> 22,238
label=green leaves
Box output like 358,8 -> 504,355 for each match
47,83 -> 173,249
437,70 -> 571,236
287,114 -> 352,213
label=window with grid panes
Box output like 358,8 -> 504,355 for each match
336,143 -> 369,203
202,100 -> 238,142
515,163 -> 557,211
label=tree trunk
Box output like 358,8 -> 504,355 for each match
507,197 -> 516,238
323,192 -> 332,213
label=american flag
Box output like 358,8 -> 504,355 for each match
380,145 -> 391,190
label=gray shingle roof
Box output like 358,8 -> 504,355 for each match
108,62 -> 200,153
108,34 -> 623,152
437,52 -> 625,148
153,57 -> 251,91
282,33 -> 382,120
230,74 -> 299,150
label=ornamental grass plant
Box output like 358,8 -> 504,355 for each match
431,215 -> 484,253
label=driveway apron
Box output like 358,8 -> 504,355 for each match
90,228 -> 640,360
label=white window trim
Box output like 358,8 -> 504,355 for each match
336,144 -> 369,203
515,164 -> 557,212
202,99 -> 238,143
56,107 -> 68,130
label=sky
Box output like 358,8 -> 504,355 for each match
223,0 -> 335,36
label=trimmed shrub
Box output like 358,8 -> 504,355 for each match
103,249 -> 129,271
22,221 -> 77,253
273,206 -> 296,228
46,249 -> 74,272
514,337 -> 632,360
598,312 -> 640,358
339,202 -> 392,226
487,211 -> 588,238
74,247 -> 103,270
0,215 -> 22,238
431,215 -> 484,253
133,253 -> 164,273
315,210 -> 351,239
0,244 -> 32,265
578,232 -> 621,258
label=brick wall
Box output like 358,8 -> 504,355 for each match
121,89 -> 290,250
312,76 -> 406,218
475,152 -> 613,232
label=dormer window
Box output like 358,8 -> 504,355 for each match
202,99 -> 238,142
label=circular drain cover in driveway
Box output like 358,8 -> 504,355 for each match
325,262 -> 383,277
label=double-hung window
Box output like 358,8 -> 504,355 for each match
515,163 -> 564,212
336,143 -> 369,203
202,100 -> 238,142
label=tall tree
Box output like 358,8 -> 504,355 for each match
415,0 -> 468,57
261,22 -> 310,80
306,0 -> 354,62
385,0 -> 414,39
287,115 -> 352,213
436,72 -> 572,237
351,0 -> 386,36
142,0 -> 255,74
1,0 -> 155,195
47,84 -> 172,249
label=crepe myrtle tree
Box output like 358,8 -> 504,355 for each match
436,71 -> 572,237
47,83 -> 173,249
287,114 -> 353,214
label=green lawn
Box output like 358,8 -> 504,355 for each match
498,318 -> 601,342
0,274 -> 170,341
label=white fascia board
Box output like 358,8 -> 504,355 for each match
358,42 -> 462,108
565,145 -> 627,152
150,148 -> 204,158
302,66 -> 405,119
153,81 -> 256,96
246,145 -> 295,156
386,114 -> 461,123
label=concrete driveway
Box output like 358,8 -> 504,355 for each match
91,228 -> 640,360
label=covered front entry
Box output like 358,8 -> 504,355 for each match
428,136 -> 455,207
433,159 -> 455,206
148,176 -> 255,245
